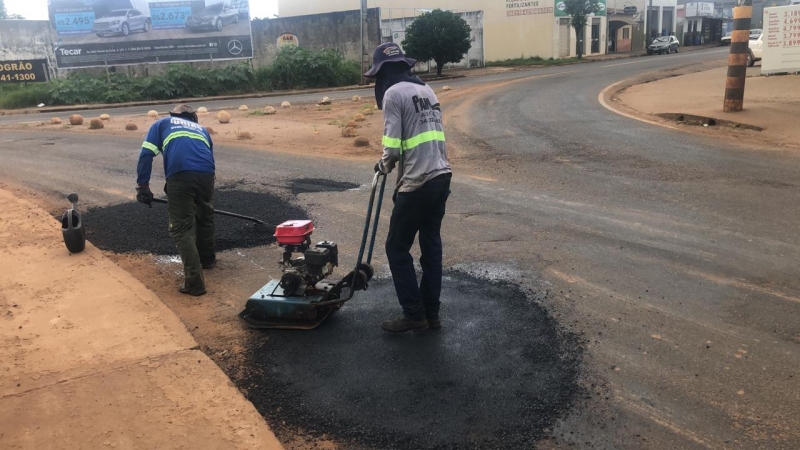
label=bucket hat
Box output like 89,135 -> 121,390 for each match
363,43 -> 416,78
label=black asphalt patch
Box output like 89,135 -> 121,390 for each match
82,189 -> 307,255
239,272 -> 583,449
289,178 -> 360,195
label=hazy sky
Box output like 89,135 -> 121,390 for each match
4,0 -> 279,20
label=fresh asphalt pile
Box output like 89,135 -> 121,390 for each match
82,189 -> 307,255
239,271 -> 583,449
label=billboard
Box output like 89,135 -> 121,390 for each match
0,60 -> 49,83
762,5 -> 800,75
47,0 -> 253,69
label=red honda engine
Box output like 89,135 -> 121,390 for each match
274,220 -> 338,294
274,220 -> 315,246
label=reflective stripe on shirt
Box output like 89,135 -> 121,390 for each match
142,141 -> 160,155
382,130 -> 446,153
162,130 -> 210,150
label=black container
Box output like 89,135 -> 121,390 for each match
62,203 -> 86,254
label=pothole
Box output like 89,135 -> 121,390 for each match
238,270 -> 583,449
289,178 -> 360,195
82,189 -> 307,255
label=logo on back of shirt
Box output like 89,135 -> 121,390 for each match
170,118 -> 205,133
412,95 -> 440,113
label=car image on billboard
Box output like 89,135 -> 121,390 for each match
48,0 -> 253,68
186,3 -> 240,31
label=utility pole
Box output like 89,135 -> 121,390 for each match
648,0 -> 654,43
723,0 -> 753,112
360,0 -> 368,85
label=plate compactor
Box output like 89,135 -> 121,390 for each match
239,172 -> 388,330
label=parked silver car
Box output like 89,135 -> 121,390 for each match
93,9 -> 151,37
647,36 -> 680,55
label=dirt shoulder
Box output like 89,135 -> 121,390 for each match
610,63 -> 800,149
0,185 -> 283,450
0,90 -> 469,162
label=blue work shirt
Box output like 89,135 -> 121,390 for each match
136,116 -> 215,186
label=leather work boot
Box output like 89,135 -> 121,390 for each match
427,316 -> 442,330
201,258 -> 217,270
382,315 -> 429,333
179,283 -> 207,297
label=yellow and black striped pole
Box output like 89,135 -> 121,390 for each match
723,1 -> 753,112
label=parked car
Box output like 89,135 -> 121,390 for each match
93,9 -> 150,37
747,33 -> 763,67
750,29 -> 763,39
186,3 -> 239,32
647,36 -> 680,55
720,31 -> 732,46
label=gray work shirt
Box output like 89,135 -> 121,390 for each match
378,81 -> 451,192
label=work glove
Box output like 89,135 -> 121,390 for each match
136,185 -> 153,207
374,162 -> 384,174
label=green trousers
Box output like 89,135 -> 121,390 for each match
166,171 -> 215,290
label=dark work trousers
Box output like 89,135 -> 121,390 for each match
385,172 -> 451,321
166,171 -> 216,290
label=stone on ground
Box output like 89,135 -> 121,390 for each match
217,111 -> 231,124
50,117 -> 62,125
69,115 -> 83,126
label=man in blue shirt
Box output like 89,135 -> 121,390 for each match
136,104 -> 216,296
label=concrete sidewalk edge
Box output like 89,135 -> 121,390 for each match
0,187 -> 284,450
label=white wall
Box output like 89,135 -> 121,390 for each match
381,10 -> 485,69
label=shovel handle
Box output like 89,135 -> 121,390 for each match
150,198 -> 265,225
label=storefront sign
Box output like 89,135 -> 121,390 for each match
686,2 -> 715,17
762,5 -> 800,75
555,0 -> 607,17
48,0 -> 254,69
0,59 -> 48,83
506,0 -> 554,17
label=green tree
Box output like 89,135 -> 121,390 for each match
563,0 -> 601,59
401,9 -> 471,77
0,0 -> 7,19
8,13 -> 25,19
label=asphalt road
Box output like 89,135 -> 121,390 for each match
1,47 -> 798,449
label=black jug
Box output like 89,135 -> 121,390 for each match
61,193 -> 86,254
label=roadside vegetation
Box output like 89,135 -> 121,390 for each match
0,47 -> 360,110
486,56 -> 581,67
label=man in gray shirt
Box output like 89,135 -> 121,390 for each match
365,43 -> 452,333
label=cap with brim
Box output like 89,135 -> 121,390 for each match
169,104 -> 195,116
364,43 -> 417,78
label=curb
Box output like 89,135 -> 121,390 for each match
0,75 -> 468,117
